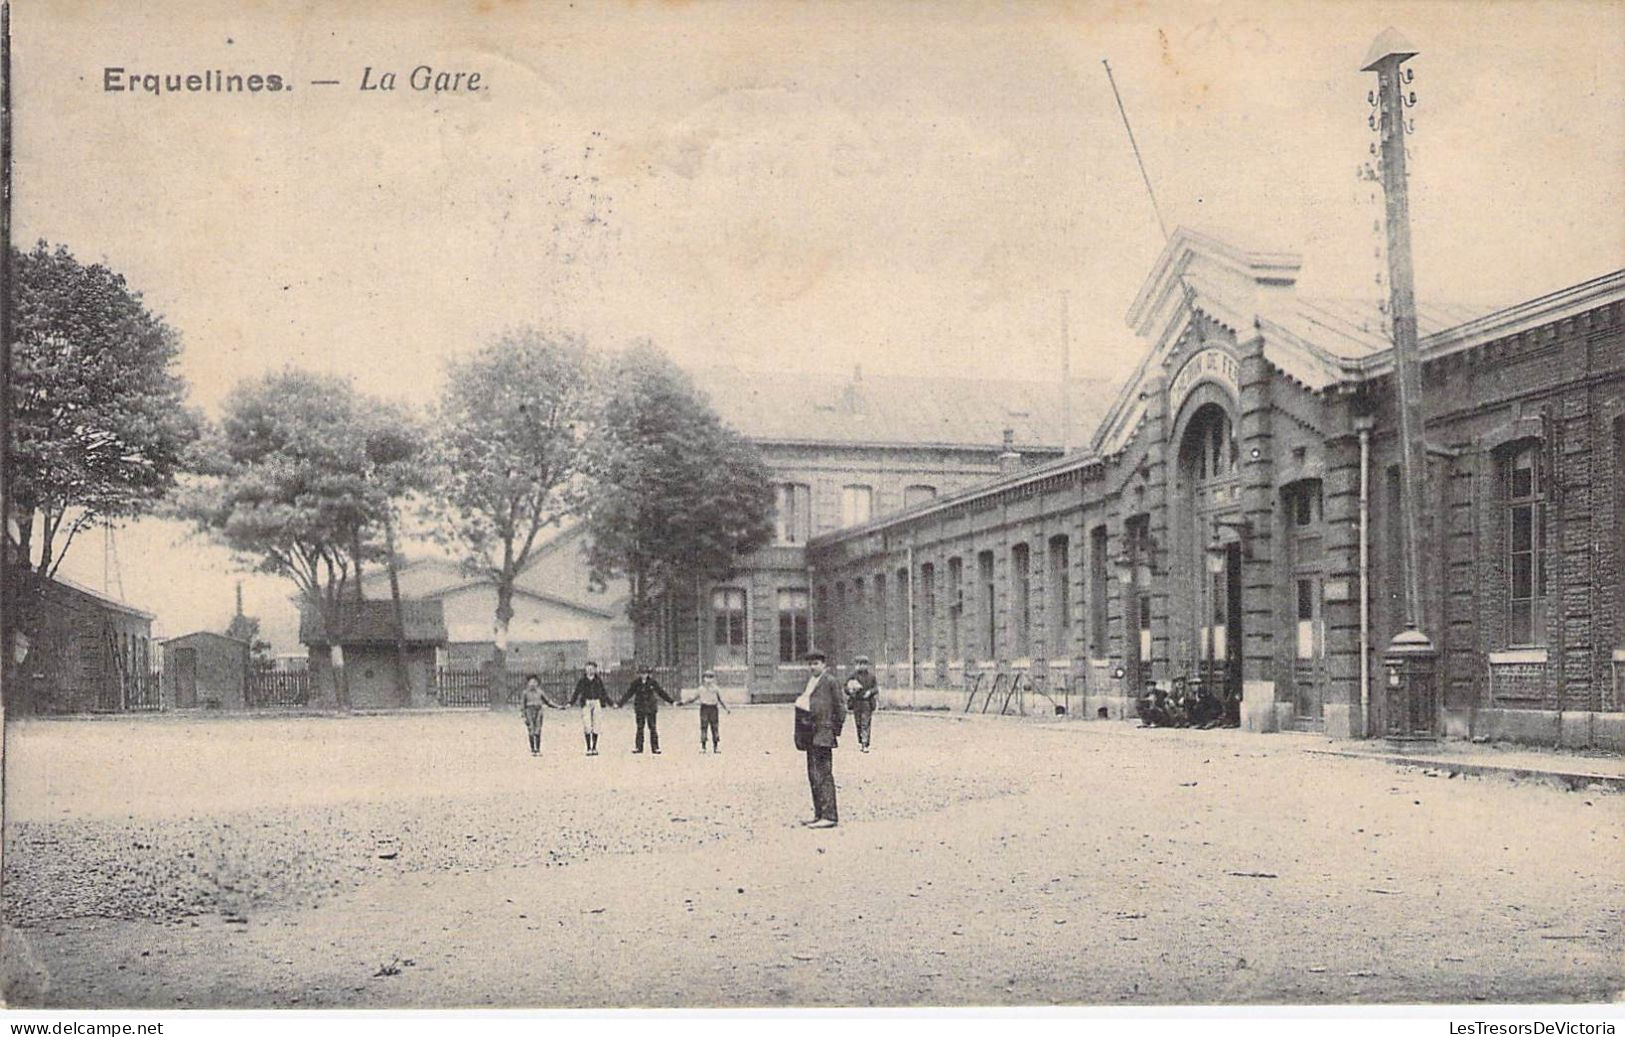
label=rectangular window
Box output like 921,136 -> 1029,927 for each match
1138,592 -> 1153,662
1505,444 -> 1546,647
1048,535 -> 1070,657
919,562 -> 935,658
977,550 -> 996,659
776,483 -> 812,544
711,588 -> 746,648
1295,577 -> 1320,660
1088,525 -> 1108,657
778,588 -> 810,663
904,484 -> 937,508
1011,543 -> 1031,657
841,485 -> 874,527
947,556 -> 964,659
897,566 -> 910,663
853,577 -> 866,660
875,574 -> 888,664
834,582 -> 847,661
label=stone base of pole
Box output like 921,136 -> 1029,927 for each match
1382,627 -> 1439,744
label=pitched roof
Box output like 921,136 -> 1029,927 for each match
43,575 -> 155,620
691,366 -> 1117,450
299,599 -> 448,646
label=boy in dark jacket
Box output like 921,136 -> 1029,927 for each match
844,655 -> 879,752
570,661 -> 611,756
618,665 -> 674,754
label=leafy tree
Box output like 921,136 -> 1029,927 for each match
431,329 -> 593,673
6,242 -> 199,578
177,369 -> 424,706
224,583 -> 276,670
581,342 -> 775,630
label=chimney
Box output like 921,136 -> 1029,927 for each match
998,428 -> 1022,475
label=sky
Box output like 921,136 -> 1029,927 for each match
17,0 -> 1625,651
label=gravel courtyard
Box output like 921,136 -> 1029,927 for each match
3,706 -> 1621,1008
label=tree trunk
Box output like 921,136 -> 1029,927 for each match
491,581 -> 514,710
383,509 -> 412,706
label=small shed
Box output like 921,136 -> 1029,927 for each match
300,599 -> 447,709
12,574 -> 157,714
162,632 -> 251,710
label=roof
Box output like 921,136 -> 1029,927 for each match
299,599 -> 448,646
162,631 -> 250,647
359,525 -> 624,619
691,366 -> 1117,451
1259,296 -> 1494,391
42,575 -> 155,621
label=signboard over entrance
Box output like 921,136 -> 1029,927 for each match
1169,346 -> 1241,412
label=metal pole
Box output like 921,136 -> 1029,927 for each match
1356,419 -> 1373,736
1060,291 -> 1072,453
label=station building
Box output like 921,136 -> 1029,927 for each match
800,229 -> 1624,748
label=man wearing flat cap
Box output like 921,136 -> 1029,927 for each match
619,664 -> 675,754
844,654 -> 879,753
793,651 -> 845,828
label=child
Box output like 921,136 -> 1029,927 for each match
687,669 -> 732,752
519,674 -> 560,756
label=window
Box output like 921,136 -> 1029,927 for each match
946,556 -> 964,658
815,585 -> 831,659
776,483 -> 812,544
1138,592 -> 1153,662
897,566 -> 910,662
904,484 -> 938,508
853,577 -> 866,659
712,588 -> 746,648
778,588 -> 810,662
977,550 -> 996,659
1048,535 -> 1070,656
1011,543 -> 1031,656
1088,525 -> 1108,657
1295,578 -> 1322,660
1288,481 -> 1322,527
834,581 -> 847,661
1505,443 -> 1547,646
875,574 -> 888,664
841,485 -> 873,527
919,562 -> 936,657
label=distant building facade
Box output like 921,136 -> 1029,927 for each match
801,230 -> 1625,748
638,366 -> 1115,699
357,524 -> 634,671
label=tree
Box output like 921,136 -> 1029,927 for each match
6,242 -> 199,578
581,342 -> 775,635
430,329 -> 593,675
224,583 -> 276,671
176,369 -> 423,707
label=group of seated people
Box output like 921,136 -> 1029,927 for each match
1136,678 -> 1239,729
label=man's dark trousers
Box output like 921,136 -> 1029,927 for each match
635,711 -> 660,752
805,746 -> 837,822
852,701 -> 873,748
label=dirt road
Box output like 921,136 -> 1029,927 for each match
4,708 -> 1620,1006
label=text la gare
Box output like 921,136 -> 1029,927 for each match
360,65 -> 482,93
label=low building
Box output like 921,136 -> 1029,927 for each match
11,574 -> 157,714
161,632 -> 251,710
802,229 -> 1624,749
299,599 -> 448,709
358,525 -> 634,672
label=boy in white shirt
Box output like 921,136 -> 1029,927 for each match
686,669 -> 731,752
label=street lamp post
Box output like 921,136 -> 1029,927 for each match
1363,28 -> 1439,742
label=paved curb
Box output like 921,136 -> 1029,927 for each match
1302,747 -> 1625,792
895,706 -> 1625,791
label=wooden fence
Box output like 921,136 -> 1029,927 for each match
435,666 -> 681,708
248,667 -> 312,707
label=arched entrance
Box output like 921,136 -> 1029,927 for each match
1174,399 -> 1245,723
